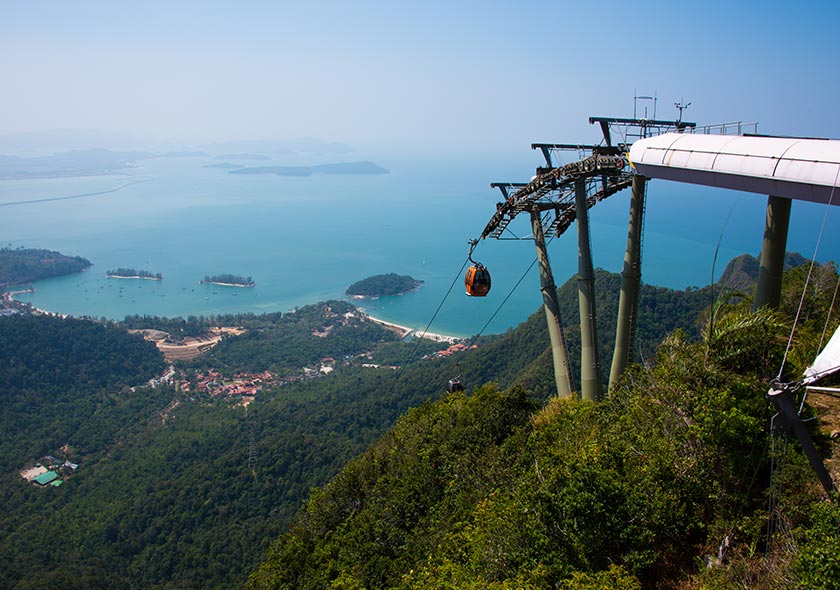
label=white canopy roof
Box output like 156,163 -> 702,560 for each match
804,324 -> 840,385
628,133 -> 840,205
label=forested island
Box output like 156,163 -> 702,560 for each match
346,273 -> 423,298
0,246 -> 91,289
203,273 -> 255,287
106,268 -> 162,280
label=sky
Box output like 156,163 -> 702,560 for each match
2,0 -> 840,154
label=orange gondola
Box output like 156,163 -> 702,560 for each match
465,238 -> 491,297
465,262 -> 491,297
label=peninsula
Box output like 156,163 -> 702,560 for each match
203,273 -> 255,287
0,149 -> 154,180
107,268 -> 162,280
0,247 -> 91,289
346,273 -> 423,298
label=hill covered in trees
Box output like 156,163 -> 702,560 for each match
0,246 -> 91,289
1,258 -> 838,589
249,262 -> 840,590
346,273 -> 423,298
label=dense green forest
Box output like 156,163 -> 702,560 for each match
0,303 -> 466,588
249,263 -> 840,590
1,260 -> 838,589
0,314 -> 166,470
0,246 -> 91,288
182,301 -> 401,374
346,273 -> 423,298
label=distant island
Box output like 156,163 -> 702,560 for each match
203,273 -> 255,287
106,268 -> 162,280
229,161 -> 389,177
0,247 -> 91,289
346,273 -> 423,298
160,150 -> 210,158
203,162 -> 244,170
214,153 -> 272,161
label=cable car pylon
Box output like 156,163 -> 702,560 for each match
530,209 -> 575,397
472,110 -> 695,400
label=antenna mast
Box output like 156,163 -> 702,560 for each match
675,100 -> 691,123
634,91 -> 657,119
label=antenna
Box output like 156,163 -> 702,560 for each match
634,92 -> 657,120
675,100 -> 691,123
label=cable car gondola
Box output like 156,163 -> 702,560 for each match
447,378 -> 464,393
465,239 -> 491,297
465,263 -> 491,297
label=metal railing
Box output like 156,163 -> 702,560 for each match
690,121 -> 759,135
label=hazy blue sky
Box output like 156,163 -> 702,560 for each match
3,0 -> 839,153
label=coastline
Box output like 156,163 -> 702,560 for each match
5,285 -> 466,341
3,289 -> 66,318
203,281 -> 255,288
363,312 -> 463,344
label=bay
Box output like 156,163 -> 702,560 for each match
2,153 -> 839,337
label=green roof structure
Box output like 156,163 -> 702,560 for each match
33,471 -> 59,486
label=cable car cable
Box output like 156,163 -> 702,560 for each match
466,255 -> 539,349
449,235 -> 552,388
776,164 -> 840,382
382,252 -> 473,398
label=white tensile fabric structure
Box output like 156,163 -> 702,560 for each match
804,324 -> 840,385
628,133 -> 840,205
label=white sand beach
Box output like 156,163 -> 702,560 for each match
364,313 -> 463,343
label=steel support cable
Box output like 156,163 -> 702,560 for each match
777,164 -> 840,383
385,225 -> 542,399
386,253 -> 472,394
818,270 -> 840,353
451,230 -> 556,385
465,246 -> 542,349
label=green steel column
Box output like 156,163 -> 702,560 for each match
575,179 -> 602,402
754,195 -> 791,311
609,175 -> 646,391
530,209 -> 574,398
768,386 -> 836,496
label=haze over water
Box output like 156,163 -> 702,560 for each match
3,150 -> 840,337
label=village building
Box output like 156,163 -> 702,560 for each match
32,471 -> 59,486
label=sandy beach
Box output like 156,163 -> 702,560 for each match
203,281 -> 255,288
3,289 -> 68,318
364,313 -> 463,344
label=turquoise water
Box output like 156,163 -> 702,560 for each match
3,154 -> 840,337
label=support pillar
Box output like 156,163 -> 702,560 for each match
530,209 -> 574,398
575,179 -> 602,401
754,195 -> 791,311
610,175 -> 646,391
768,386 -> 835,496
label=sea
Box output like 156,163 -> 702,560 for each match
3,152 -> 840,338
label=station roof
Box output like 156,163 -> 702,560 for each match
628,133 -> 840,205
